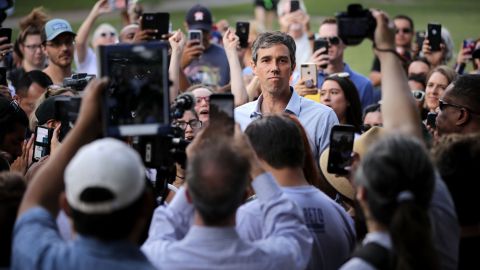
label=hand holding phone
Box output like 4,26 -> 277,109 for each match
313,38 -> 329,69
141,12 -> 170,40
300,63 -> 317,88
327,125 -> 355,175
235,22 -> 250,48
108,0 -> 128,10
427,23 -> 442,52
32,126 -> 54,162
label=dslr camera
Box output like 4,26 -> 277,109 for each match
336,4 -> 376,46
63,73 -> 95,91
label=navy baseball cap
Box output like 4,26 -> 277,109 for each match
185,4 -> 213,31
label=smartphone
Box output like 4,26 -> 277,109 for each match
313,38 -> 329,69
0,28 -> 12,45
32,126 -> 54,162
426,112 -> 437,129
55,96 -> 82,142
415,30 -> 425,51
327,124 -> 355,175
188,29 -> 203,43
235,21 -> 250,48
0,67 -> 7,86
463,39 -> 475,52
141,12 -> 170,40
209,93 -> 234,136
427,23 -> 442,52
290,0 -> 300,12
108,0 -> 128,10
300,63 -> 317,88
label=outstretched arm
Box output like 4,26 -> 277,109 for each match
168,30 -> 187,102
75,0 -> 110,63
223,29 -> 248,107
372,10 -> 422,139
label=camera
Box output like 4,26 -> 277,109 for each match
336,4 -> 376,46
54,96 -> 82,142
98,41 -> 192,204
63,73 -> 95,91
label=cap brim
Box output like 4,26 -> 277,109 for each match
319,149 -> 355,200
47,31 -> 76,41
189,23 -> 211,32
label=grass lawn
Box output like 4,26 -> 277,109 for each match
13,0 -> 480,76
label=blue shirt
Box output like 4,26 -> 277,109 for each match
183,43 -> 230,87
234,88 -> 339,162
142,173 -> 313,270
12,207 -> 155,270
317,63 -> 377,109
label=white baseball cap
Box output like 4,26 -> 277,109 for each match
65,138 -> 145,214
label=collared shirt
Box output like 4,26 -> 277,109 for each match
235,88 -> 339,162
317,63 -> 378,109
12,207 -> 155,270
142,173 -> 313,270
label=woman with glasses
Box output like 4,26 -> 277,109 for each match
75,0 -> 118,76
425,65 -> 457,112
187,84 -> 215,124
319,73 -> 363,133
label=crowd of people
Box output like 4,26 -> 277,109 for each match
1,0 -> 479,269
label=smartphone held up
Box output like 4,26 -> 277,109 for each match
327,125 -> 355,175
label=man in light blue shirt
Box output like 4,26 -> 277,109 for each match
142,133 -> 313,270
235,31 -> 338,161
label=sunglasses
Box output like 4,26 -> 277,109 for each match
101,32 -> 116,38
328,72 -> 349,79
412,90 -> 425,101
325,36 -> 341,45
395,28 -> 412,34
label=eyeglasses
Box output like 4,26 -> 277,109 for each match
395,28 -> 412,34
412,90 -> 425,101
174,119 -> 202,130
325,36 -> 341,45
100,32 -> 116,38
24,44 -> 42,51
196,96 -> 210,103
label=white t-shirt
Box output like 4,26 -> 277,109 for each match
237,185 -> 356,270
74,47 -> 98,76
295,33 -> 313,71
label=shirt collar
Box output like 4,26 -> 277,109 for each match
249,87 -> 300,119
183,225 -> 239,244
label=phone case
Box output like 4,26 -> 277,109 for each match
142,13 -> 170,39
327,125 -> 355,175
0,28 -> 12,44
235,22 -> 250,48
427,24 -> 442,52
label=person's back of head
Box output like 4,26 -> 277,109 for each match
187,138 -> 250,226
64,138 -> 149,241
245,114 -> 305,169
0,98 -> 28,162
432,133 -> 480,226
355,134 -> 438,270
0,172 -> 26,267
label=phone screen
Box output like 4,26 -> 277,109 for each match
209,93 -> 234,136
188,30 -> 202,42
235,22 -> 250,48
327,125 -> 355,175
0,67 -> 7,86
33,126 -> 53,162
426,112 -> 437,128
427,23 -> 442,52
109,0 -> 128,10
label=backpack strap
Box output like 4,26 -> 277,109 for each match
351,242 -> 393,270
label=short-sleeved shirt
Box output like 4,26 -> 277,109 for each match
74,47 -> 98,77
12,207 -> 155,270
235,88 -> 339,162
183,43 -> 230,87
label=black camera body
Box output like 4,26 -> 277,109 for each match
336,4 -> 376,46
54,96 -> 82,141
63,73 -> 95,91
